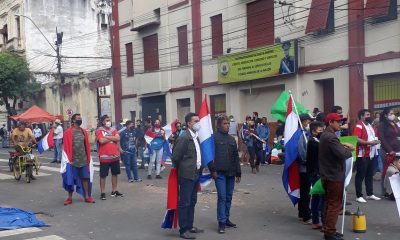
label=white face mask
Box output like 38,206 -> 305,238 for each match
105,121 -> 112,128
192,122 -> 201,132
388,114 -> 396,121
305,124 -> 310,131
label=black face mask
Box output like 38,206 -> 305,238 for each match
75,119 -> 82,126
365,117 -> 373,124
316,132 -> 322,139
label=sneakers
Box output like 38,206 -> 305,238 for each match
134,178 -> 143,182
367,195 -> 381,200
324,234 -> 344,240
147,175 -> 152,180
156,175 -> 162,179
101,193 -> 106,200
218,223 -> 225,234
226,219 -> 237,228
356,197 -> 367,203
63,197 -> 72,205
111,191 -> 124,197
128,179 -> 134,183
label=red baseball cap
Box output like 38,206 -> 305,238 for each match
325,113 -> 344,123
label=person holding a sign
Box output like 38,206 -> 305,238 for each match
353,109 -> 381,203
319,113 -> 353,240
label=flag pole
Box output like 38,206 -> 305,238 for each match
288,90 -> 308,144
341,186 -> 347,234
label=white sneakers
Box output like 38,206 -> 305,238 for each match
366,195 -> 381,201
356,197 -> 367,203
356,195 -> 381,203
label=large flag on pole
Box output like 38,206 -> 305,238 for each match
282,96 -> 302,205
271,91 -> 309,122
198,95 -> 215,168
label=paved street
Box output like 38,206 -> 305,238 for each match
0,148 -> 398,240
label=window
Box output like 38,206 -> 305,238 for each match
15,16 -> 21,40
211,14 -> 223,58
177,98 -> 190,122
364,0 -> 398,23
143,34 -> 159,71
177,25 -> 188,65
246,0 -> 274,49
1,24 -> 8,43
305,0 -> 334,34
125,43 -> 133,77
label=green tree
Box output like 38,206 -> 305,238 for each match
0,52 -> 41,116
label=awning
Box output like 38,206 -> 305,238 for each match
9,105 -> 60,123
364,0 -> 391,18
305,0 -> 332,34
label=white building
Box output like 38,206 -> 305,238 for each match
114,0 -> 399,127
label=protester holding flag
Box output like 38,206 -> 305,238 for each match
208,115 -> 241,234
171,112 -> 205,239
306,121 -> 325,230
297,114 -> 313,224
319,113 -> 353,240
145,119 -> 166,179
62,113 -> 95,205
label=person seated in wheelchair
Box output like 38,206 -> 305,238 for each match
12,121 -> 37,178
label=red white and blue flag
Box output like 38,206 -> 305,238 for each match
60,128 -> 93,197
282,96 -> 301,206
37,129 -> 54,154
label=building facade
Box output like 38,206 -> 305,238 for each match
114,0 -> 398,125
0,0 -> 113,123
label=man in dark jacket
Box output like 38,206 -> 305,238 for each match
319,113 -> 353,240
171,113 -> 204,239
209,115 -> 241,234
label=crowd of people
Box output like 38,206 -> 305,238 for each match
3,104 -> 400,240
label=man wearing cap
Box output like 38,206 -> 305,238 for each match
297,114 -> 313,224
319,113 -> 353,240
52,119 -> 63,163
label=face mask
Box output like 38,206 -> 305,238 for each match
75,119 -> 82,126
305,124 -> 310,131
388,114 -> 396,121
105,121 -> 112,128
192,122 -> 201,132
154,123 -> 160,128
365,117 -> 373,124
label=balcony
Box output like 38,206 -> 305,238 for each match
130,8 -> 160,32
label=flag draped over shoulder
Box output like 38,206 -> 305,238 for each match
282,97 -> 301,206
271,91 -> 309,122
37,129 -> 54,154
161,167 -> 179,229
60,128 -> 93,197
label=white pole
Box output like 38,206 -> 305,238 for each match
341,187 -> 347,234
288,90 -> 308,144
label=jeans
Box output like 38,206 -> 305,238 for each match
121,151 -> 139,180
215,174 -> 235,224
322,180 -> 344,237
298,172 -> 311,221
310,176 -> 324,225
247,147 -> 260,169
138,146 -> 146,167
355,157 -> 376,198
178,176 -> 199,234
53,139 -> 62,162
148,148 -> 163,176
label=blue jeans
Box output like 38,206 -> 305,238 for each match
310,176 -> 324,224
178,176 -> 199,234
148,148 -> 162,176
215,174 -> 235,224
53,139 -> 62,162
121,151 -> 139,180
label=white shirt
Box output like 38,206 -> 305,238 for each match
189,129 -> 202,170
53,125 -> 63,139
33,128 -> 42,138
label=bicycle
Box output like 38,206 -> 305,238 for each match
10,144 -> 41,183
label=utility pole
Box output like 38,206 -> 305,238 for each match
55,27 -> 64,115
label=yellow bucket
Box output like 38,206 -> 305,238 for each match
353,207 -> 367,233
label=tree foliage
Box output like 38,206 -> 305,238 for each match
0,52 -> 41,115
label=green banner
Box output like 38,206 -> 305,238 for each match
218,40 -> 297,84
339,136 -> 358,160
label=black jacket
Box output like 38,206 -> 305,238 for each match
209,130 -> 241,177
171,130 -> 200,180
306,136 -> 319,177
